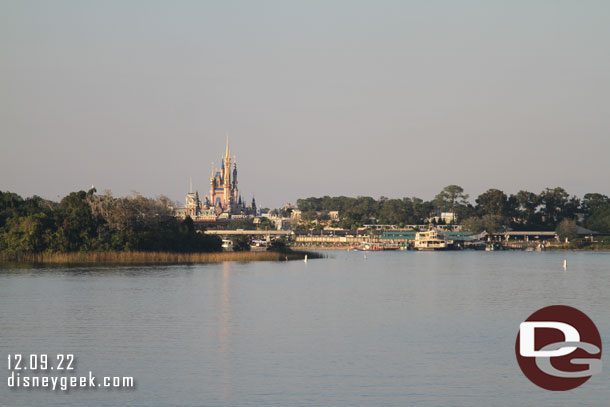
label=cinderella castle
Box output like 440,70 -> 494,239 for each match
177,137 -> 257,221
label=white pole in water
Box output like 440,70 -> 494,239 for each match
563,259 -> 567,270
304,254 -> 308,263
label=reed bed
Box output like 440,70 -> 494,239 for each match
0,250 -> 320,265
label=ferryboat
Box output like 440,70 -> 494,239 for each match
414,230 -> 459,251
250,239 -> 269,251
352,242 -> 384,251
352,242 -> 398,251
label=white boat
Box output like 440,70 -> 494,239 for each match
221,239 -> 233,251
250,239 -> 269,251
414,230 -> 456,251
485,242 -> 498,251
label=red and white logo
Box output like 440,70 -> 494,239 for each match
515,305 -> 602,391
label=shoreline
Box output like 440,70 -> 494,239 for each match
291,246 -> 352,251
292,245 -> 610,252
0,250 -> 319,266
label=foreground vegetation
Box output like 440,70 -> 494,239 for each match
0,250 -> 316,265
0,189 -> 322,264
0,189 -> 223,257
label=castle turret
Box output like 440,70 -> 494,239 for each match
225,135 -> 230,166
223,136 -> 231,185
223,136 -> 231,210
209,162 -> 215,202
232,160 -> 238,203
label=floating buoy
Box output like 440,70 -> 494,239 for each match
304,254 -> 308,263
563,259 -> 567,270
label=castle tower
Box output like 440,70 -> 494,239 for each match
223,135 -> 231,210
232,160 -> 238,204
209,162 -> 215,207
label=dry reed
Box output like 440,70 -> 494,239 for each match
0,250 -> 319,265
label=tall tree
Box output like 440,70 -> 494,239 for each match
514,190 -> 541,227
582,193 -> 610,216
582,193 -> 610,233
408,197 -> 432,224
434,185 -> 469,213
538,187 -> 579,226
475,189 -> 509,217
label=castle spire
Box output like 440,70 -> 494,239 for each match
225,134 -> 230,161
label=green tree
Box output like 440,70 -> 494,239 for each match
231,235 -> 251,251
301,210 -> 318,221
258,218 -> 274,230
53,191 -> 98,251
410,197 -> 433,224
297,197 -> 323,212
227,218 -> 254,230
582,193 -> 610,216
268,238 -> 290,253
583,194 -> 610,233
377,199 -> 406,225
514,190 -> 541,228
434,185 -> 469,212
538,187 -> 579,227
2,213 -> 50,254
462,215 -> 506,234
585,207 -> 610,233
475,189 -> 509,217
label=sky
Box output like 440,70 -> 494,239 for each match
1,0 -> 609,208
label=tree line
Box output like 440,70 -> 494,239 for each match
0,189 -> 222,257
296,185 -> 610,233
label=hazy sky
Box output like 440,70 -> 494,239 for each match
2,1 -> 609,208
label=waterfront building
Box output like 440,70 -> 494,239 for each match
426,211 -> 457,225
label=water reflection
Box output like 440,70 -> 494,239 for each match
218,261 -> 232,401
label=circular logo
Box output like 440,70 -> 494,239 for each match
515,305 -> 602,391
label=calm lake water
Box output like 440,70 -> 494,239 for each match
1,251 -> 609,406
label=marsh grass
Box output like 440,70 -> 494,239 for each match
0,250 -> 322,265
